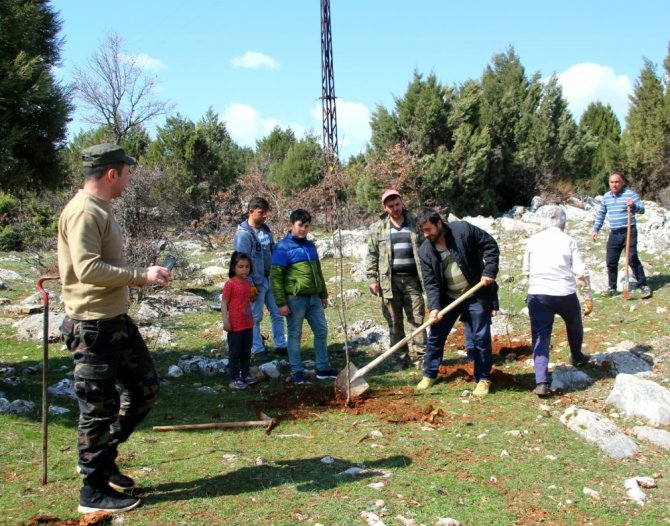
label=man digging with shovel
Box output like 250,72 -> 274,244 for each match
415,208 -> 500,396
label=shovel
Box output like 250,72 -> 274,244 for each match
37,275 -> 59,485
622,202 -> 632,300
336,281 -> 487,398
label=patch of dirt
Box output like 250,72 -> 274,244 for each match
253,386 -> 458,425
21,512 -> 111,526
445,323 -> 533,361
253,332 -> 535,424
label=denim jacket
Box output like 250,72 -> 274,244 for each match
233,220 -> 275,287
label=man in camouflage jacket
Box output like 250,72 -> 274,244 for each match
366,189 -> 426,365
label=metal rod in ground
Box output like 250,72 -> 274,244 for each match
38,275 -> 59,485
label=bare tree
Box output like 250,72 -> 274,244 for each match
73,32 -> 173,143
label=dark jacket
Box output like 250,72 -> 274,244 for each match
418,221 -> 499,311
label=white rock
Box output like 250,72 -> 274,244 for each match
47,378 -> 77,401
395,515 -> 417,526
369,430 -> 383,439
560,405 -> 638,459
48,405 -> 70,415
167,365 -> 184,378
368,482 -> 385,490
550,366 -> 594,391
435,519 -> 462,526
583,487 -> 600,499
360,511 -> 386,526
196,386 -> 217,394
500,450 -> 509,457
656,307 -> 667,315
258,361 -> 281,379
320,455 -> 335,464
606,374 -> 670,425
336,466 -> 364,477
624,478 -> 647,506
255,456 -> 267,466
635,476 -> 657,489
632,426 -> 670,450
8,399 -> 36,415
201,266 -> 227,277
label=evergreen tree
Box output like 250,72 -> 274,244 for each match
622,58 -> 668,198
578,102 -> 622,194
269,133 -> 323,191
0,0 -> 72,194
480,47 -> 544,210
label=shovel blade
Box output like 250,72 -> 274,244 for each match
335,362 -> 369,398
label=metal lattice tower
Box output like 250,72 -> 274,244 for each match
320,0 -> 338,159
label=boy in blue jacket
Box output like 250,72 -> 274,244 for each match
270,209 -> 337,384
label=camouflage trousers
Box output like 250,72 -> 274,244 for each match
381,274 -> 426,359
61,314 -> 159,487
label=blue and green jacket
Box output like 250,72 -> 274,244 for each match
270,233 -> 328,307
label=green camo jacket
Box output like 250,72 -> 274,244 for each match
365,210 -> 424,299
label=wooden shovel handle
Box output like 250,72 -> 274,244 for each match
623,203 -> 632,300
350,280 -> 488,382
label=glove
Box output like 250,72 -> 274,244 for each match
583,298 -> 593,316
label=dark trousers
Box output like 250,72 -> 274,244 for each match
606,228 -> 646,289
527,293 -> 583,384
61,314 -> 160,488
227,327 -> 253,380
423,297 -> 492,382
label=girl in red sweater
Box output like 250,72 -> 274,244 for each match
222,251 -> 257,389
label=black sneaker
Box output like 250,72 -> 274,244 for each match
78,484 -> 141,514
570,353 -> 591,367
315,368 -> 338,380
105,463 -> 135,491
533,382 -> 550,397
274,346 -> 288,355
291,372 -> 310,385
77,464 -> 135,491
639,285 -> 652,299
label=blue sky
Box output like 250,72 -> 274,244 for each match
51,0 -> 669,160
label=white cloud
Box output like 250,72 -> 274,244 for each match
222,99 -> 371,158
310,99 -> 371,158
556,63 -> 632,125
122,52 -> 166,70
231,51 -> 279,69
222,103 -> 279,148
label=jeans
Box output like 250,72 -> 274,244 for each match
227,328 -> 252,380
423,297 -> 492,382
381,274 -> 426,358
527,293 -> 583,384
606,227 -> 646,289
286,295 -> 330,374
251,276 -> 287,354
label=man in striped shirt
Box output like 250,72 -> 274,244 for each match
591,172 -> 651,298
366,190 -> 426,367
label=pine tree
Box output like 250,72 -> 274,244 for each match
0,0 -> 72,194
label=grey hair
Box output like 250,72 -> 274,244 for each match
546,206 -> 567,229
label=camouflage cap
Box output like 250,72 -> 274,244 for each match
81,143 -> 136,168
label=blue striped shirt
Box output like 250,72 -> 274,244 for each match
592,188 -> 644,232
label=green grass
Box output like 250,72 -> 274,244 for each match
1,233 -> 669,525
